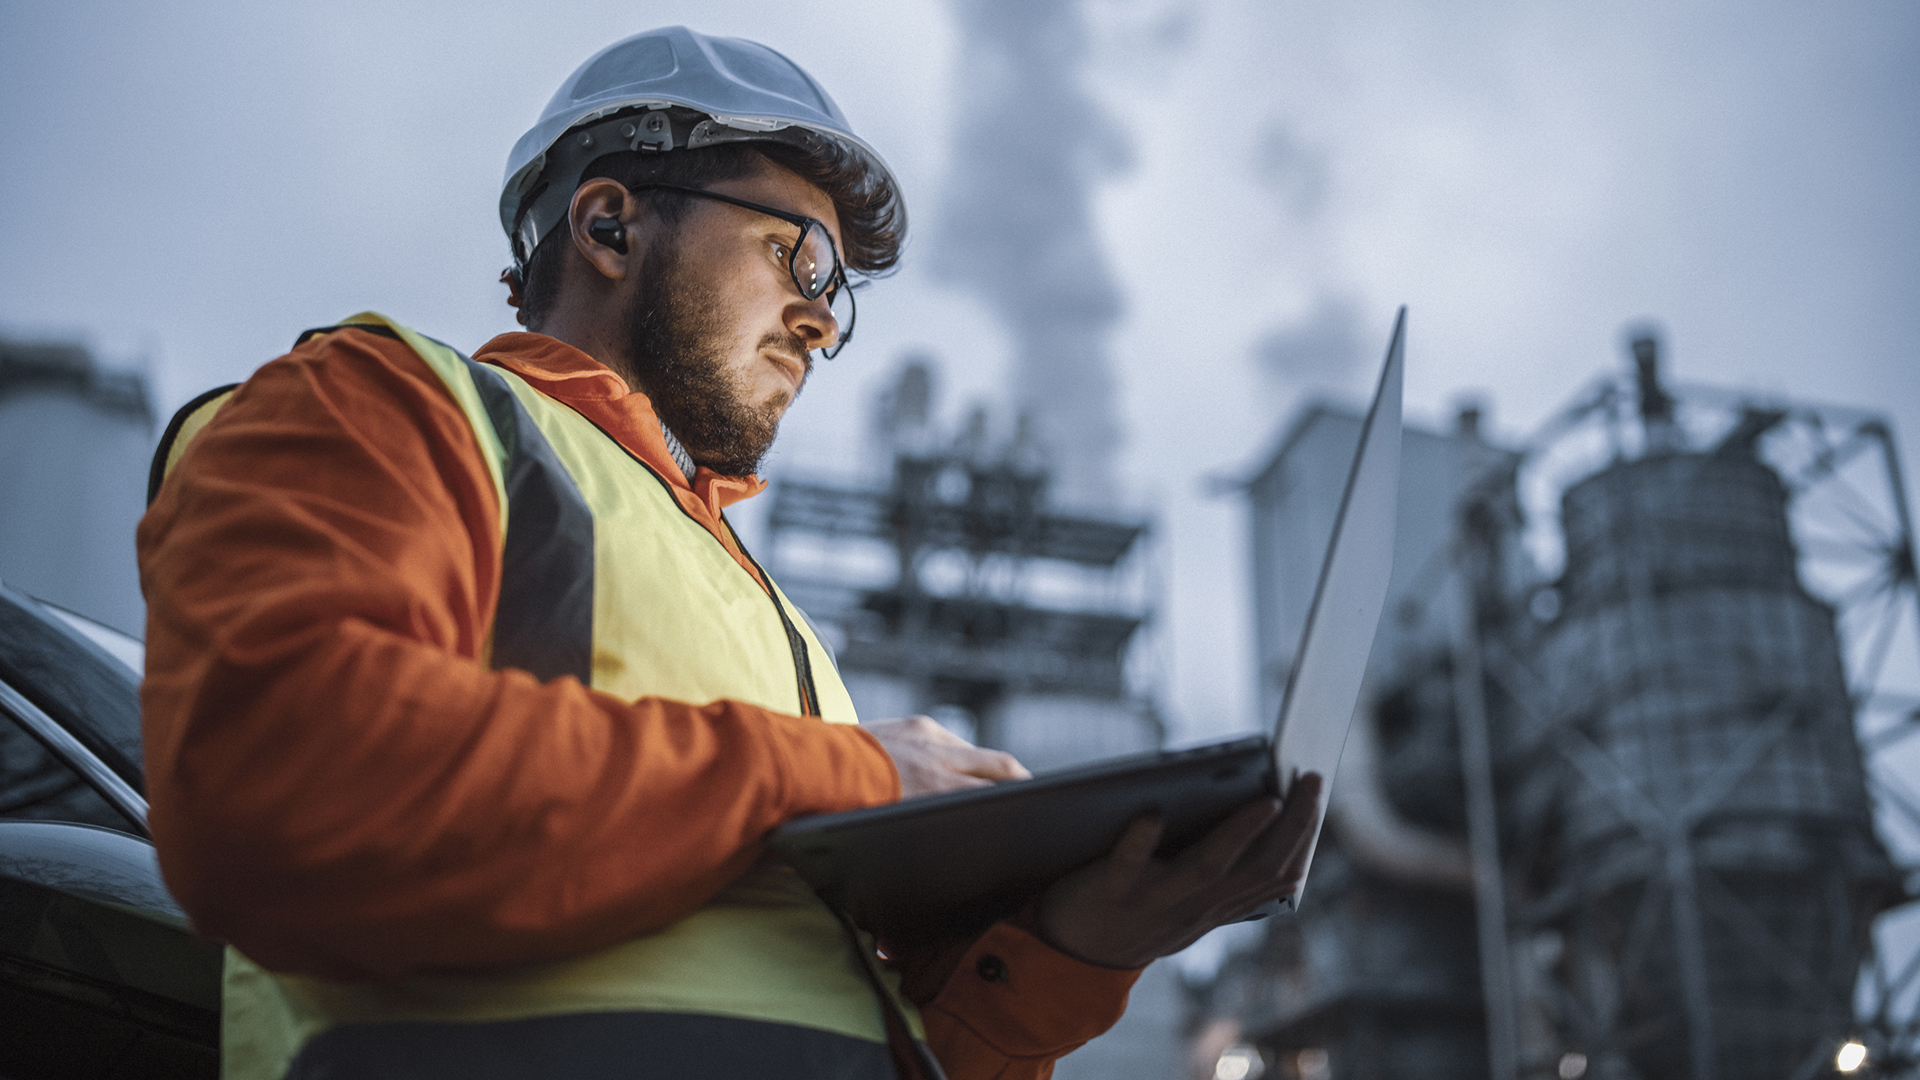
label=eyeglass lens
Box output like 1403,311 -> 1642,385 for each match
824,278 -> 855,358
790,221 -> 854,358
790,223 -> 837,300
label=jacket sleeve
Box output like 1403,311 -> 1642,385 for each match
905,922 -> 1143,1080
137,328 -> 900,981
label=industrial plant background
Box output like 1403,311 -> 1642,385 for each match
3,1 -> 1916,1078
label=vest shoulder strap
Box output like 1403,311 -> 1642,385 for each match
146,312 -> 514,514
148,383 -> 239,506
306,313 -> 512,518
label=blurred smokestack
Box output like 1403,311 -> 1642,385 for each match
1629,326 -> 1680,452
1456,403 -> 1484,441
933,0 -> 1128,508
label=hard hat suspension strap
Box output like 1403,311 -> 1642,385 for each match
509,106 -> 828,274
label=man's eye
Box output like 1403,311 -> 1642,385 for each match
770,242 -> 792,262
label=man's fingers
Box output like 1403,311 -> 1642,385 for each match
1110,812 -> 1166,872
904,715 -> 969,745
1177,795 -> 1282,880
868,715 -> 1032,797
888,715 -> 1032,780
1226,773 -> 1324,881
1282,773 -> 1324,818
1033,774 -> 1327,969
950,744 -> 1031,782
1197,854 -> 1312,928
901,768 -> 995,798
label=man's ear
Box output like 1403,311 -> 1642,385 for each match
567,179 -> 637,282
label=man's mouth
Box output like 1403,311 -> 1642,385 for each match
764,349 -> 810,395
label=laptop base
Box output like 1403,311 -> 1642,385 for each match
768,735 -> 1274,941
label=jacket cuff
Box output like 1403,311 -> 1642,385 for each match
923,921 -> 1142,1060
762,710 -> 901,815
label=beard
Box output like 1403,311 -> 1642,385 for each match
620,238 -> 811,478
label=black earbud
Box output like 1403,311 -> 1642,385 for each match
588,218 -> 629,254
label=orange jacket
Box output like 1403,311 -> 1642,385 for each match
138,327 -> 1138,1078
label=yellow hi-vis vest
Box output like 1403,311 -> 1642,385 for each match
178,315 -> 909,1080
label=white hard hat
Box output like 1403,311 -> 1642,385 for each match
501,26 -> 898,271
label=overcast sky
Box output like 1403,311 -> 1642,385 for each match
3,0 -> 1915,743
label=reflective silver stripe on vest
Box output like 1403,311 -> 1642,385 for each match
461,358 -> 595,685
293,324 -> 597,685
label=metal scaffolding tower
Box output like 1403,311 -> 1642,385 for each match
763,359 -> 1162,771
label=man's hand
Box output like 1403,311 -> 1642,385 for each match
865,716 -> 1032,799
1035,773 -> 1324,970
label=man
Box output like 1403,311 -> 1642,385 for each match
138,27 -> 1321,1080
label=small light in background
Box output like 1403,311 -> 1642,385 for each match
1213,1044 -> 1264,1080
1837,1040 -> 1869,1073
1295,1047 -> 1330,1080
1557,1052 -> 1588,1079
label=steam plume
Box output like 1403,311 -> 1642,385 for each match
933,0 -> 1130,508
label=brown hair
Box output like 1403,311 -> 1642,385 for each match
509,141 -> 905,328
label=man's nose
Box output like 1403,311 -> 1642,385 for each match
786,295 -> 840,352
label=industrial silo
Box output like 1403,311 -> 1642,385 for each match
0,337 -> 154,636
1529,352 -> 1898,1078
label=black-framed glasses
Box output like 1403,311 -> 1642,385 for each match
629,183 -> 857,359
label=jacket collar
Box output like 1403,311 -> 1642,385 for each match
470,332 -> 766,518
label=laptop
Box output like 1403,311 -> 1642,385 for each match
767,307 -> 1406,941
